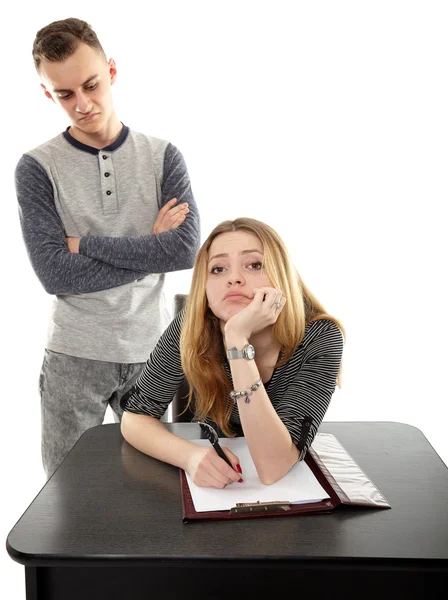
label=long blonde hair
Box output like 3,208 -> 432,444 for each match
180,218 -> 344,436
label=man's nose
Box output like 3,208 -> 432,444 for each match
75,92 -> 92,114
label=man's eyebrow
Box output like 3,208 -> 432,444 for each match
208,249 -> 263,263
53,75 -> 99,93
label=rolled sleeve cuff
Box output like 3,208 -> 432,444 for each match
277,413 -> 318,461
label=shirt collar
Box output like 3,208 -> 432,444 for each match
62,123 -> 129,155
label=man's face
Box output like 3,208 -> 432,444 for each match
39,43 -> 117,134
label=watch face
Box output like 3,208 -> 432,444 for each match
246,344 -> 255,359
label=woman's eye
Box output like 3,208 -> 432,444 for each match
248,261 -> 263,270
211,266 -> 225,274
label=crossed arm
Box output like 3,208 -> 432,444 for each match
66,197 -> 189,253
16,144 -> 200,295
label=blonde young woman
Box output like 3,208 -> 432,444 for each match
121,218 -> 344,488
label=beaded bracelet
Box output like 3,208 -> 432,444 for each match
229,378 -> 263,404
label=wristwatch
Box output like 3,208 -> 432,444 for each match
226,344 -> 255,360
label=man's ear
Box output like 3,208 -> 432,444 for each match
108,58 -> 117,85
41,83 -> 56,103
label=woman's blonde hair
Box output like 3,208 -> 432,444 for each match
180,217 -> 344,436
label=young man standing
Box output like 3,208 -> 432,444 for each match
15,18 -> 200,477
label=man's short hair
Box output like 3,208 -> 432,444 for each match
32,17 -> 106,71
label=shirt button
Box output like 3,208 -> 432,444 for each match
105,172 -> 110,177
102,155 -> 108,160
106,190 -> 112,195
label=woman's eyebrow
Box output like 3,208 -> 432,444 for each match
241,249 -> 263,256
208,249 -> 263,263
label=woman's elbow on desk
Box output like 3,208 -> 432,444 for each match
121,411 -> 159,453
257,467 -> 290,486
255,450 -> 301,486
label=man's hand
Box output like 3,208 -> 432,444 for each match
186,445 -> 243,489
66,237 -> 80,254
152,198 -> 189,234
65,198 -> 188,253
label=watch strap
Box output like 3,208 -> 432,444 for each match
227,347 -> 244,359
226,344 -> 255,360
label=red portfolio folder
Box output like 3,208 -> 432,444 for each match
180,433 -> 391,523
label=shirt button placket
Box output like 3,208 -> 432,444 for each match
99,153 -> 118,212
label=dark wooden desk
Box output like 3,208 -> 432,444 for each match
6,422 -> 448,599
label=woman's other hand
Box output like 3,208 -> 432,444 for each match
186,445 -> 243,488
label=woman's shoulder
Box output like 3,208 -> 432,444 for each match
305,317 -> 342,333
158,307 -> 186,347
301,318 -> 344,349
170,307 -> 186,331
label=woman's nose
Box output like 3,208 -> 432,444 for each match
227,269 -> 245,285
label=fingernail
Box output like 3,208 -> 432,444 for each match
236,464 -> 242,473
238,478 -> 243,483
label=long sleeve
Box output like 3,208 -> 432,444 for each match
273,320 -> 344,459
121,310 -> 186,417
78,144 -> 201,273
15,155 -> 150,295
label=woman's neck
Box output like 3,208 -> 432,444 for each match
249,326 -> 281,360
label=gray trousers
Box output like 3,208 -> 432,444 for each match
39,349 -> 146,478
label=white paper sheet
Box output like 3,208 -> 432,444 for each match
185,437 -> 330,513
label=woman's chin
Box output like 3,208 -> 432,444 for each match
222,305 -> 246,321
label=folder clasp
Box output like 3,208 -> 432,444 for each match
230,500 -> 291,514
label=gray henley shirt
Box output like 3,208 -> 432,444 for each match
15,125 -> 200,363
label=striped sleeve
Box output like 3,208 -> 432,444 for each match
121,310 -> 186,417
275,320 -> 344,460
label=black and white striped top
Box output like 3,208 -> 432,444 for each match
122,310 -> 344,459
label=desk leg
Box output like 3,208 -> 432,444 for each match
25,567 -> 39,600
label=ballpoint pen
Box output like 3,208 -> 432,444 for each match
197,421 -> 236,471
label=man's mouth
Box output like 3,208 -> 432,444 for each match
81,112 -> 98,121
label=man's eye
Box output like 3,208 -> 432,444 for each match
211,266 -> 224,274
59,93 -> 72,100
86,83 -> 98,91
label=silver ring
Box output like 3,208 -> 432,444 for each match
273,300 -> 281,310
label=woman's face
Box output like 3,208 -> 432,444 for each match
205,231 -> 273,323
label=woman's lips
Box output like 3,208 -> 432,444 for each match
224,293 -> 249,301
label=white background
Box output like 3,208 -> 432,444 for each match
1,1 -> 447,597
